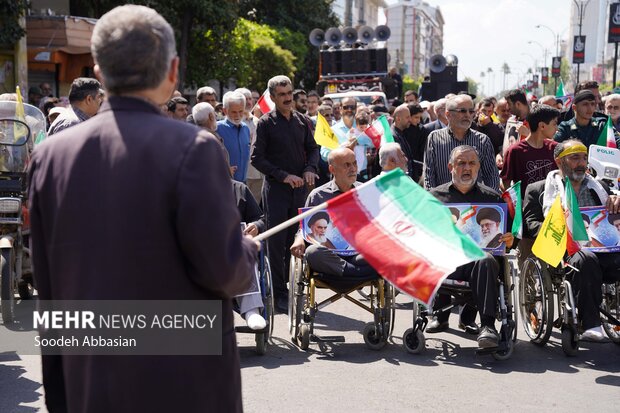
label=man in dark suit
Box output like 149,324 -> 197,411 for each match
423,97 -> 447,134
28,5 -> 256,412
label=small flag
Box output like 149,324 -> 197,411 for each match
14,86 -> 27,143
359,115 -> 394,148
501,181 -> 523,238
591,209 -> 607,227
256,89 -> 275,114
556,78 -> 565,98
460,206 -> 478,224
326,169 -> 485,305
564,177 -> 588,256
596,115 -> 617,148
314,112 -> 339,150
532,195 -> 567,267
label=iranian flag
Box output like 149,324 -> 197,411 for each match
326,169 -> 485,305
256,89 -> 275,114
359,115 -> 394,148
591,209 -> 607,226
596,116 -> 617,148
460,206 -> 478,224
502,181 -> 523,238
564,177 -> 589,255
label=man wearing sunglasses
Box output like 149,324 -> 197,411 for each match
423,94 -> 499,191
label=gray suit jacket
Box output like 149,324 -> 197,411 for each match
29,96 -> 255,413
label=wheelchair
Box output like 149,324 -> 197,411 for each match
520,255 -> 620,354
403,251 -> 519,360
288,255 -> 395,351
234,245 -> 274,355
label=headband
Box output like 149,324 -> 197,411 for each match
557,143 -> 587,159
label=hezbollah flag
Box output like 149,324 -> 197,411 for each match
314,112 -> 339,150
502,181 -> 523,238
14,86 -> 27,143
596,115 -> 617,148
326,169 -> 485,305
564,177 -> 589,255
532,195 -> 567,267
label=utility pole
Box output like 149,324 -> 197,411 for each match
573,0 -> 591,84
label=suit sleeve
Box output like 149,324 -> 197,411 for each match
251,119 -> 288,182
303,118 -> 319,174
176,132 -> 255,298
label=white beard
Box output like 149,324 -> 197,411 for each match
313,233 -> 327,244
481,228 -> 499,246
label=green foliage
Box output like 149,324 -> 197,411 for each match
464,77 -> 478,97
0,0 -> 28,46
402,75 -> 422,96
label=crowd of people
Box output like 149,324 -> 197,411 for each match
4,4 -> 619,411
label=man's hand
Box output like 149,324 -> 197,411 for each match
290,236 -> 306,258
229,165 -> 237,177
283,174 -> 304,188
500,232 -> 514,249
518,123 -> 530,137
303,171 -> 319,188
606,195 -> 620,214
478,114 -> 491,126
243,223 -> 259,237
344,136 -> 357,151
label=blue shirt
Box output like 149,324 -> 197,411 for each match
320,119 -> 373,171
217,118 -> 251,182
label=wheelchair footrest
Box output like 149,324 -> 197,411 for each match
235,326 -> 268,334
311,334 -> 345,343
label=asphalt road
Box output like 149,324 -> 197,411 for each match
1,290 -> 619,413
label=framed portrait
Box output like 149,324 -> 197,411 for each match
299,208 -> 356,256
445,203 -> 508,256
579,207 -> 620,253
502,117 -> 523,158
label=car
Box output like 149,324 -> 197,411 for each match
323,91 -> 388,107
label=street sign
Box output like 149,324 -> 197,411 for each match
541,67 -> 549,84
609,3 -> 620,43
573,35 -> 586,64
552,57 -> 561,77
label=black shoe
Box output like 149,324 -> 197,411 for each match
274,295 -> 288,314
458,321 -> 480,335
426,317 -> 449,333
477,326 -> 499,349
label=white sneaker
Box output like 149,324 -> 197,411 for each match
580,326 -> 609,342
245,308 -> 266,331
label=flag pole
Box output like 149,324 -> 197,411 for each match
254,201 -> 328,242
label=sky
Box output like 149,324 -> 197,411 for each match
382,0 -> 572,96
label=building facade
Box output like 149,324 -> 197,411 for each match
385,0 -> 444,77
332,0 -> 387,28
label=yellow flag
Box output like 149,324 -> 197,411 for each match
14,86 -> 27,143
532,195 -> 567,267
314,112 -> 339,150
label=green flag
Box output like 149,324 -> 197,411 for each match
556,78 -> 565,97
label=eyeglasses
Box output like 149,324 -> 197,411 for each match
606,105 -> 620,111
343,105 -> 357,110
322,113 -> 333,117
449,109 -> 476,115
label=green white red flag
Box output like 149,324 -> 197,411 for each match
460,206 -> 478,224
360,115 -> 394,148
325,169 -> 485,305
564,177 -> 589,255
596,115 -> 617,148
501,181 -> 523,238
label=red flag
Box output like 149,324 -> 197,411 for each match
257,89 -> 274,114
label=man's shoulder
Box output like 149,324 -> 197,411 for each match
476,183 -> 502,199
525,179 -> 545,197
429,181 -> 451,195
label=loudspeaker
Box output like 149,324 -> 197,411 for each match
354,48 -> 370,73
370,48 -> 388,73
325,28 -> 342,46
340,49 -> 355,73
375,25 -> 391,41
445,54 -> 458,66
320,50 -> 337,75
309,29 -> 325,47
421,80 -> 469,101
429,54 -> 446,73
342,27 -> 358,45
430,66 -> 457,83
358,26 -> 374,44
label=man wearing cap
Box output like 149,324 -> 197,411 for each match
476,207 -> 503,248
554,90 -> 618,147
523,139 -> 620,341
428,145 -> 514,348
307,211 -> 336,249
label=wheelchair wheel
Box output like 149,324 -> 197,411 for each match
298,323 -> 310,351
363,322 -> 387,350
384,283 -> 396,336
561,326 -> 579,356
255,333 -> 267,355
262,257 -> 275,339
601,282 -> 620,345
288,256 -> 303,337
403,328 -> 425,354
519,258 -> 553,345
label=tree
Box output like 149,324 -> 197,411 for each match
0,0 -> 27,46
465,77 -> 478,98
501,62 -> 511,91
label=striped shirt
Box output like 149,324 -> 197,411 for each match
423,127 -> 500,191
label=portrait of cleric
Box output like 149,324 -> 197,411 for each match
578,207 -> 620,252
301,209 -> 355,255
446,204 -> 507,255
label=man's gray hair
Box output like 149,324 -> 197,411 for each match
445,94 -> 473,111
434,98 -> 447,112
604,93 -> 620,103
449,145 -> 479,164
197,86 -> 217,100
91,5 -> 176,95
267,75 -> 292,96
222,91 -> 246,109
379,142 -> 402,168
192,102 -> 215,125
235,88 -> 252,99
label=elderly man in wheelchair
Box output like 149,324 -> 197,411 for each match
523,139 -> 620,345
289,147 -> 394,350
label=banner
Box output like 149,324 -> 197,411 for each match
609,3 -> 620,43
445,203 -> 508,256
580,207 -> 620,253
552,57 -> 561,77
541,67 -> 549,84
573,35 -> 586,64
